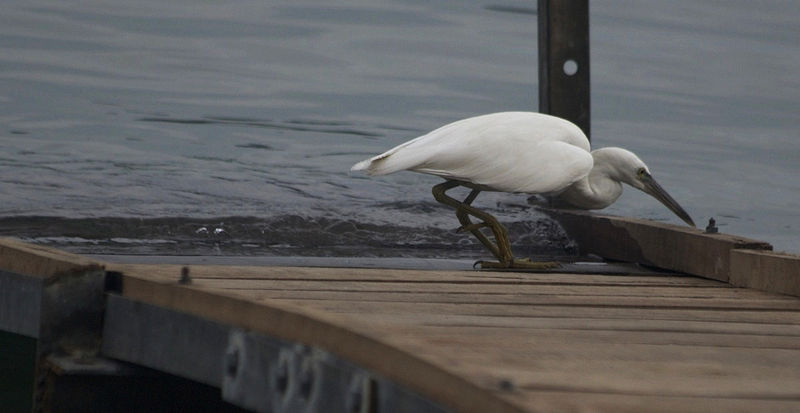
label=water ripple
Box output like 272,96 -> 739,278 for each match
139,116 -> 384,138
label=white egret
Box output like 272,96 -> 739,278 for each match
351,112 -> 695,269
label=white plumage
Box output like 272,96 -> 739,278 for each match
351,111 -> 694,268
352,112 -> 592,194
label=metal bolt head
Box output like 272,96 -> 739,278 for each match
705,217 -> 718,234
179,266 -> 192,284
499,378 -> 515,391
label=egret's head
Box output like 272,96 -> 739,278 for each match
594,147 -> 695,227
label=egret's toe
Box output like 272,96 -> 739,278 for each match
475,258 -> 560,271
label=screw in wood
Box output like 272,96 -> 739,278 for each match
179,266 -> 192,284
705,217 -> 718,234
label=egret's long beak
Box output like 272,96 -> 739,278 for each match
642,175 -> 695,227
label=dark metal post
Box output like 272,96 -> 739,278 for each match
538,0 -> 590,139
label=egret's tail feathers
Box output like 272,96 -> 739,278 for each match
350,159 -> 373,172
350,152 -> 406,176
351,134 -> 430,175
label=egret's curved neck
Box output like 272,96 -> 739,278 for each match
558,160 -> 623,210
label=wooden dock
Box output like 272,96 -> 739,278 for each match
2,211 -> 800,412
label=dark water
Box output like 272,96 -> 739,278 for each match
1,1 -> 798,256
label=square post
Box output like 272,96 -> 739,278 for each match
538,0 -> 590,139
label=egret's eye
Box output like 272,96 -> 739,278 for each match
636,167 -> 647,179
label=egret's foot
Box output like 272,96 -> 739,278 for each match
475,258 -> 560,271
510,257 -> 561,270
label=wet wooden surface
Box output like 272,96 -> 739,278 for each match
110,263 -> 800,413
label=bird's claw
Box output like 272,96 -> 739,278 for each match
511,258 -> 561,270
473,259 -> 510,269
474,258 -> 561,271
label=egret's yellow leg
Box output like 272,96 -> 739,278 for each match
454,189 -> 514,265
431,181 -> 559,270
432,181 -> 508,264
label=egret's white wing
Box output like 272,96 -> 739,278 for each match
352,112 -> 592,194
413,139 -> 592,194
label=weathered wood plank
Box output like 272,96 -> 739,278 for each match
315,313 -> 800,337
114,261 -> 800,412
453,356 -> 800,397
0,237 -> 101,278
382,324 -> 800,350
510,391 -> 800,413
730,249 -> 800,297
7,237 -> 800,412
211,288 -> 800,311
193,279 -> 788,300
119,275 -> 526,413
108,263 -> 718,286
546,209 -> 772,281
243,297 -> 800,324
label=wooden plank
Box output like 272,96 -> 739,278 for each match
383,325 -> 800,351
5,238 -> 799,411
193,279 -> 787,300
0,237 -> 102,278
322,313 -> 800,337
108,263 -> 719,287
387,336 -> 800,399
446,354 -> 800,398
730,249 -> 800,297
396,337 -> 800,371
119,275 -> 526,413
546,209 -> 772,281
115,263 -> 800,412
209,287 -> 800,311
510,391 -> 800,413
243,298 -> 800,325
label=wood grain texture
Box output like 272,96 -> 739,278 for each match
113,264 -> 800,412
0,237 -> 102,279
546,209 -> 772,281
730,249 -> 800,297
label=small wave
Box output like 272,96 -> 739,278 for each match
138,117 -> 213,125
109,238 -> 177,244
483,5 -> 537,16
139,116 -> 383,138
374,200 -> 440,214
235,143 -> 273,150
0,215 -> 577,258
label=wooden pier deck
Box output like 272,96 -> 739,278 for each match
107,263 -> 800,413
2,211 -> 800,412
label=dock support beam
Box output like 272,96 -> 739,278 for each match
538,0 -> 590,139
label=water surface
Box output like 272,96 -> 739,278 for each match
1,0 -> 797,255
